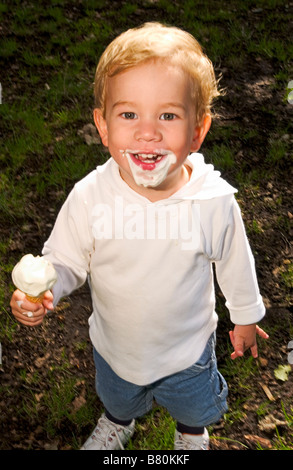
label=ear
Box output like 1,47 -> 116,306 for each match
190,114 -> 211,152
93,108 -> 109,147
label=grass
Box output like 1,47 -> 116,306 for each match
1,0 -> 292,451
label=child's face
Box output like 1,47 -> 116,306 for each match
94,60 -> 210,199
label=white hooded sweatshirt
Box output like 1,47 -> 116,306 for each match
43,153 -> 265,385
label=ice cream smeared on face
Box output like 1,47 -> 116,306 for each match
12,254 -> 57,301
121,149 -> 177,187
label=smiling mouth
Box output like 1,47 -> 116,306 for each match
132,153 -> 165,164
122,150 -> 169,170
121,149 -> 177,187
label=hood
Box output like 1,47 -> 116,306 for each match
172,153 -> 237,202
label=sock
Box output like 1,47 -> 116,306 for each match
105,409 -> 132,427
177,421 -> 204,435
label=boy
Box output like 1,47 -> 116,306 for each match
10,22 -> 268,450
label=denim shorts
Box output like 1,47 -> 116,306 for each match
93,333 -> 228,427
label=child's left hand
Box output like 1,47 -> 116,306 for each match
229,324 -> 269,360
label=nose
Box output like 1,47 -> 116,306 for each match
134,119 -> 162,143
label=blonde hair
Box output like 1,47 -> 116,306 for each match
94,22 -> 220,125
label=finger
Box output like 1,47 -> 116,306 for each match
14,307 -> 47,326
10,290 -> 26,312
233,340 -> 244,357
229,330 -> 234,345
250,343 -> 258,358
11,290 -> 41,313
21,298 -> 43,312
229,330 -> 243,360
256,325 -> 269,339
42,290 -> 54,311
231,349 -> 244,360
16,315 -> 45,327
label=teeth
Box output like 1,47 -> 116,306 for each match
134,153 -> 163,162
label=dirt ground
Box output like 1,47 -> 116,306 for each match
0,1 -> 292,451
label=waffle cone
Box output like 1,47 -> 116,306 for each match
25,293 -> 45,304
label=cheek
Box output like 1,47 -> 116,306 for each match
107,124 -> 127,149
172,136 -> 193,158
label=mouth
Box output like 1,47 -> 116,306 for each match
121,149 -> 177,187
123,150 -> 168,171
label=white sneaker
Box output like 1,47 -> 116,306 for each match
80,413 -> 135,450
174,428 -> 209,450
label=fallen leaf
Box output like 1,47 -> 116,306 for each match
244,434 -> 272,448
34,352 -> 51,368
71,394 -> 86,412
274,364 -> 291,381
258,414 -> 287,432
259,382 -> 275,401
258,356 -> 268,367
44,442 -> 59,450
34,393 -> 44,402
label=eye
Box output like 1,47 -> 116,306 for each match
160,113 -> 176,121
121,112 -> 137,119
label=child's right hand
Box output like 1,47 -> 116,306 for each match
10,289 -> 54,326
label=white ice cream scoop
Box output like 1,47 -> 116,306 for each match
12,254 -> 57,302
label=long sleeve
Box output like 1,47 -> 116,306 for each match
42,184 -> 94,305
213,198 -> 265,325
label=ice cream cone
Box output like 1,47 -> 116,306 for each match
25,293 -> 45,304
12,254 -> 57,303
